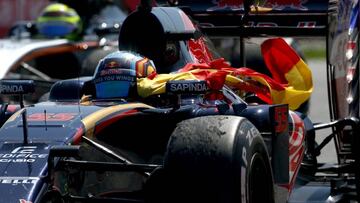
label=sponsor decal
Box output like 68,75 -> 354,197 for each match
257,22 -> 278,27
263,0 -> 308,11
207,0 -> 308,11
19,200 -> 32,203
247,22 -> 278,27
0,145 -> 48,163
0,85 -> 24,94
100,69 -> 123,76
105,61 -> 120,69
169,83 -> 207,92
297,21 -> 316,28
274,106 -> 288,133
0,177 -> 39,185
240,122 -> 261,202
0,80 -> 34,95
167,80 -> 208,93
241,125 -> 260,167
94,74 -> 136,84
207,0 -> 244,11
248,21 -> 316,28
28,113 -> 77,122
288,112 -> 305,189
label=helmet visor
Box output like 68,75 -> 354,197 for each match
37,21 -> 76,38
94,69 -> 136,99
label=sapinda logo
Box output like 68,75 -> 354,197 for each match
169,82 -> 207,92
0,85 -> 24,93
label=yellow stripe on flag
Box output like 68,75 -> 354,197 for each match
285,59 -> 313,90
137,72 -> 199,98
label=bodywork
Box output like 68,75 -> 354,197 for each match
0,0 -> 357,202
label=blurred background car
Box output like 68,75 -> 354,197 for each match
0,0 -> 132,103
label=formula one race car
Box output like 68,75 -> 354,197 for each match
0,0 -> 357,203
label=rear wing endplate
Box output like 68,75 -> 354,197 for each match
168,0 -> 333,37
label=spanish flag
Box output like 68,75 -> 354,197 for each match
260,38 -> 313,109
137,38 -> 313,110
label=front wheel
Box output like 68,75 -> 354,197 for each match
162,115 -> 274,203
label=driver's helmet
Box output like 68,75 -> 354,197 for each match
36,3 -> 82,40
93,51 -> 156,99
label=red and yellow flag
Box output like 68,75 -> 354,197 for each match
137,38 -> 313,110
260,38 -> 313,109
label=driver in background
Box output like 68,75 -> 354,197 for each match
31,3 -> 84,80
36,3 -> 83,40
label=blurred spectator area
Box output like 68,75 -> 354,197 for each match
0,0 -> 49,37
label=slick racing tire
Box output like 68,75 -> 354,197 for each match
163,116 -> 274,203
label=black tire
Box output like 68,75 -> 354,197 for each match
162,115 -> 274,203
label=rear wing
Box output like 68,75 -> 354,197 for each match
162,0 -> 333,37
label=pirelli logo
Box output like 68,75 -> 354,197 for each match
0,177 -> 39,185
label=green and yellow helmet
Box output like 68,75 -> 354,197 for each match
36,3 -> 82,40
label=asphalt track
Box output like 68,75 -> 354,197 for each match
307,59 -> 336,164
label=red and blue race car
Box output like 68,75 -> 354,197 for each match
0,0 -> 357,202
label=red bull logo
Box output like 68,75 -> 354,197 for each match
207,0 -> 244,11
105,61 -> 120,69
263,0 -> 308,11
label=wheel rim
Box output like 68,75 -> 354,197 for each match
248,152 -> 272,203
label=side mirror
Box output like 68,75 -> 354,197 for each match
0,80 -> 35,108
